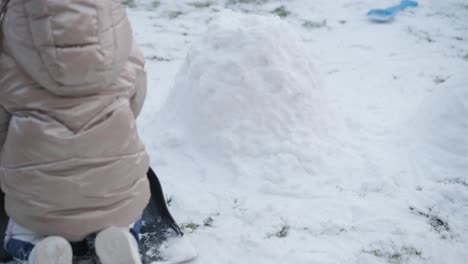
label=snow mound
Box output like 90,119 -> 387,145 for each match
402,77 -> 468,253
408,77 -> 468,181
159,11 -> 337,185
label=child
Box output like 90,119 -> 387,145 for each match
0,0 -> 150,263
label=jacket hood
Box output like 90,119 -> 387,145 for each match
2,0 -> 133,96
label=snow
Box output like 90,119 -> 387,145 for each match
155,11 -> 341,196
128,0 -> 468,263
156,235 -> 198,264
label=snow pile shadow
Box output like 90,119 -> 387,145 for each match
157,11 -> 339,191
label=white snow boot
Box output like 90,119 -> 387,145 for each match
28,236 -> 72,264
95,226 -> 142,264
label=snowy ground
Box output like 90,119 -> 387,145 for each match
127,1 -> 467,263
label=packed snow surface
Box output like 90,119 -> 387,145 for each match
131,0 -> 468,263
157,11 -> 342,195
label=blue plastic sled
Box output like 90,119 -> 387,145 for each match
367,0 -> 418,23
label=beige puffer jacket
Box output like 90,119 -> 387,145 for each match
0,0 -> 150,241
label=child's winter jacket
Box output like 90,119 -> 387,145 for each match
0,0 -> 150,242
